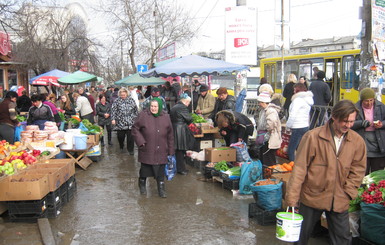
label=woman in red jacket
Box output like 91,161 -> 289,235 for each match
132,98 -> 174,198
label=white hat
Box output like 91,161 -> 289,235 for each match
256,92 -> 271,103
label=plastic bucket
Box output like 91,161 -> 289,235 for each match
276,208 -> 303,242
74,134 -> 88,150
66,129 -> 81,135
60,132 -> 74,150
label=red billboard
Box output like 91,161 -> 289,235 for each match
0,32 -> 11,56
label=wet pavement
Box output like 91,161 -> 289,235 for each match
0,136 -> 330,245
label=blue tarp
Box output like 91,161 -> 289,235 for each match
141,55 -> 249,78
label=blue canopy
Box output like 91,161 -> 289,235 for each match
141,55 -> 249,78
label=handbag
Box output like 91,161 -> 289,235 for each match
256,130 -> 268,145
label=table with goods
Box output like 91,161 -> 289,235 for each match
189,113 -> 223,151
0,116 -> 103,222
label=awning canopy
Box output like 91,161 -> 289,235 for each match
115,73 -> 166,86
29,69 -> 70,87
58,71 -> 98,85
141,55 -> 249,78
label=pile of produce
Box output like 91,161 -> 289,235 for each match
188,123 -> 202,135
224,166 -> 241,177
191,113 -> 206,123
0,150 -> 38,176
253,179 -> 277,186
214,160 -> 229,171
269,162 -> 294,172
80,119 -> 102,135
349,170 -> 385,211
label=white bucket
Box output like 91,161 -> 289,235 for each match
60,132 -> 74,150
66,128 -> 81,135
276,208 -> 303,242
74,134 -> 88,150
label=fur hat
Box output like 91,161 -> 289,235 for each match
256,92 -> 271,103
360,88 -> 375,101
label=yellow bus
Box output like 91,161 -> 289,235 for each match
260,49 -> 371,105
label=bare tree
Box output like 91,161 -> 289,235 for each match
98,0 -> 196,73
10,1 -> 101,76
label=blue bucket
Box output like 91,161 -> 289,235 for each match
74,134 -> 88,150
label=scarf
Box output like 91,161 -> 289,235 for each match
151,97 -> 163,117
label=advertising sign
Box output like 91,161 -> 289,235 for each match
157,42 -> 176,62
372,0 -> 385,62
0,32 -> 11,56
225,6 -> 257,65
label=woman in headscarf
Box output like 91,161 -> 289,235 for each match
132,98 -> 174,198
111,87 -> 139,154
170,93 -> 195,175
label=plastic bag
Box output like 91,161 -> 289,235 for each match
165,155 -> 177,181
239,160 -> 263,195
14,125 -> 23,142
78,122 -> 89,132
250,180 -> 283,211
360,203 -> 385,245
256,130 -> 268,145
230,141 -> 251,162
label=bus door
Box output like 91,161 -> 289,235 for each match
263,63 -> 276,91
325,58 -> 341,106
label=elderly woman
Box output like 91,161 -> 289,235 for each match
352,88 -> 385,174
215,110 -> 254,146
132,98 -> 174,198
170,93 -> 195,175
72,92 -> 94,124
111,87 -> 139,154
255,92 -> 282,166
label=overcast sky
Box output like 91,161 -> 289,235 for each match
71,0 -> 362,56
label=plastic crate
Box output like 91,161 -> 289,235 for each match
222,177 -> 240,190
248,203 -> 281,226
185,157 -> 194,166
59,182 -> 68,206
204,166 -> 214,179
67,176 -> 77,202
47,201 -> 62,218
211,169 -> 220,177
45,189 -> 61,206
7,198 -> 47,215
9,210 -> 48,223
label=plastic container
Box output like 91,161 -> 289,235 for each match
66,128 -> 81,135
73,134 -> 87,150
60,132 -> 74,150
276,208 -> 303,242
249,203 -> 281,226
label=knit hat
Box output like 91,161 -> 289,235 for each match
200,84 -> 209,92
256,92 -> 271,103
360,88 -> 375,101
151,87 -> 160,97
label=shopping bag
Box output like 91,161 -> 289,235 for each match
239,160 -> 263,195
256,130 -> 268,145
14,125 -> 23,142
230,141 -> 251,162
165,155 -> 177,181
360,203 -> 385,245
250,179 -> 283,211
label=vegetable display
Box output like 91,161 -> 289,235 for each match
80,119 -> 102,135
214,160 -> 229,171
191,113 -> 206,123
16,115 -> 26,122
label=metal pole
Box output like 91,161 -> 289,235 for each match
121,40 -> 124,79
281,0 -> 285,89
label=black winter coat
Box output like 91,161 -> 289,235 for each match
96,102 -> 112,126
170,102 -> 195,150
309,80 -> 331,106
132,109 -> 174,165
16,95 -> 32,112
211,95 -> 236,121
283,82 -> 295,110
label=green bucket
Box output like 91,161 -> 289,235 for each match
276,208 -> 303,242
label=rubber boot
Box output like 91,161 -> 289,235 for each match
157,181 -> 167,198
138,177 -> 147,195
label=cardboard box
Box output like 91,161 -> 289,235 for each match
200,140 -> 213,150
87,134 -> 100,144
0,173 -> 50,201
204,147 -> 236,162
23,168 -> 62,192
35,158 -> 75,181
271,172 -> 292,198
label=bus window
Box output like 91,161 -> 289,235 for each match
277,60 -> 299,89
342,56 -> 355,89
353,55 -> 361,90
299,60 -> 313,81
309,59 -> 323,80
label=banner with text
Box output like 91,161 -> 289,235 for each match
225,6 -> 257,65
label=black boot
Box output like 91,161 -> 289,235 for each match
138,177 -> 147,195
157,181 -> 167,198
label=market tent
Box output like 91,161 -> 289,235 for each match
114,73 -> 166,86
29,69 -> 70,87
58,71 -> 98,85
141,55 -> 249,78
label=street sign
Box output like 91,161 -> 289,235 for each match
86,82 -> 91,87
137,64 -> 148,73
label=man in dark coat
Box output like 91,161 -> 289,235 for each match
309,70 -> 331,129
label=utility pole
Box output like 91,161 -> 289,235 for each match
361,0 -> 372,89
280,0 -> 285,89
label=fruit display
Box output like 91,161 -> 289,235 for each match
0,140 -> 24,156
0,150 -> 38,176
269,162 -> 294,172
